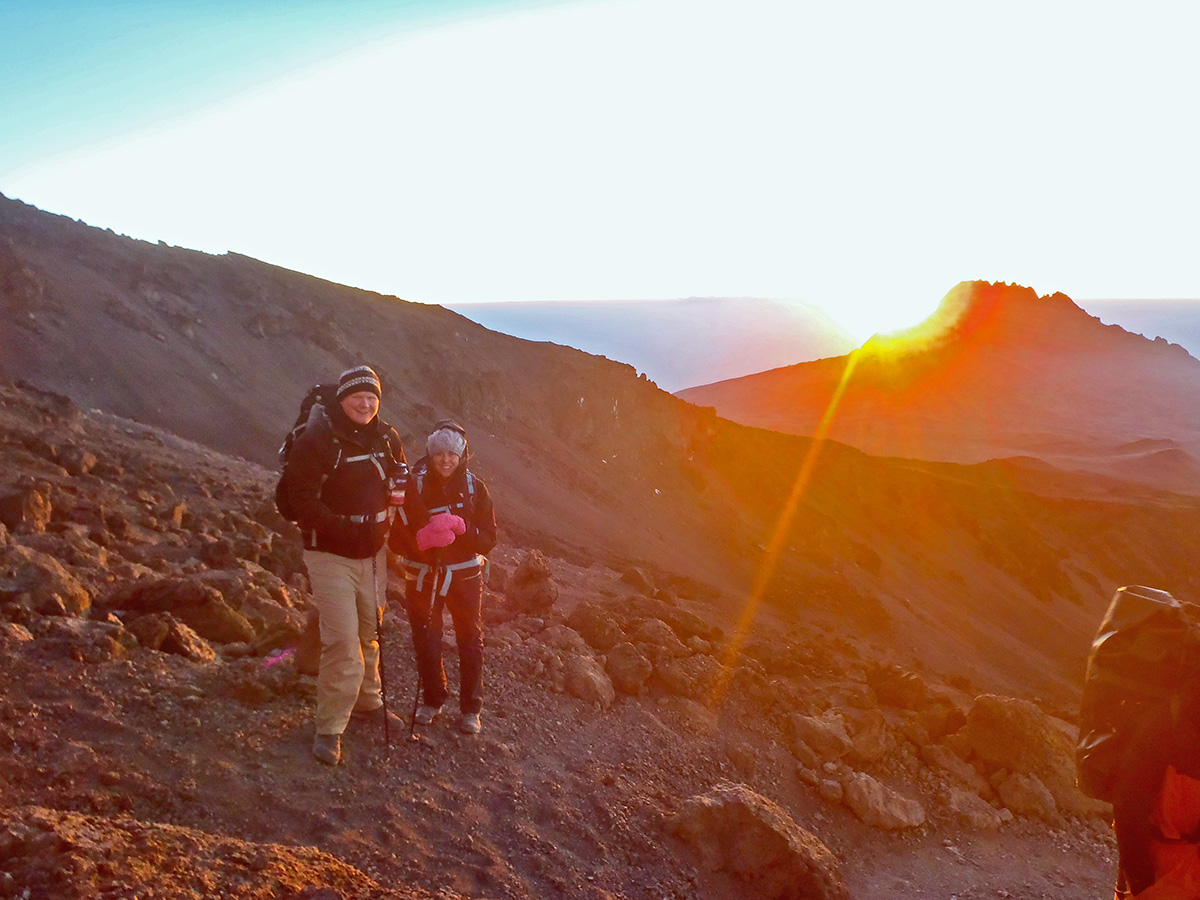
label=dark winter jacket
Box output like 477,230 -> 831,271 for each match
279,401 -> 407,559
389,457 -> 496,568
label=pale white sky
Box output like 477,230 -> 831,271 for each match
4,0 -> 1198,339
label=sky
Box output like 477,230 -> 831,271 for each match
3,0 -> 1199,340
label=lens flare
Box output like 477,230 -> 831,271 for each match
710,349 -> 861,704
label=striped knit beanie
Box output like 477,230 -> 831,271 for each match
336,365 -> 382,402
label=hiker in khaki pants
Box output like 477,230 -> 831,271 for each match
276,366 -> 407,765
304,550 -> 386,736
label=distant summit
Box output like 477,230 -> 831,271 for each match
679,281 -> 1200,493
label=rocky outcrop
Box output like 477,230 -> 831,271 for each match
670,783 -> 847,900
506,550 -> 558,614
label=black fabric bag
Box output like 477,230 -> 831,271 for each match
1077,585 -> 1200,803
274,383 -> 336,521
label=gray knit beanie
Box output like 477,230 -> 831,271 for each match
427,422 -> 467,458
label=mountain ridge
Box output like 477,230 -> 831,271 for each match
679,280 -> 1200,493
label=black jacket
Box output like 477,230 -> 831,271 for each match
389,457 -> 496,568
280,402 -> 406,559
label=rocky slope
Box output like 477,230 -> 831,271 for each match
5,195 -> 1200,715
679,281 -> 1200,494
0,379 -> 1121,899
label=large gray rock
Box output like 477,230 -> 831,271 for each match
567,602 -> 624,651
102,577 -> 255,644
563,654 -> 615,708
945,788 -> 1008,830
669,783 -> 847,900
962,694 -> 1096,817
841,772 -> 925,830
654,653 -> 724,698
0,544 -> 92,616
506,550 -> 558,614
993,770 -> 1058,823
605,642 -> 653,695
0,484 -> 51,535
791,712 -> 853,761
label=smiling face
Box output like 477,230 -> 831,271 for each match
431,450 -> 461,479
339,390 -> 379,425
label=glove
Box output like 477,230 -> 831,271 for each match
432,512 -> 467,535
416,520 -> 456,551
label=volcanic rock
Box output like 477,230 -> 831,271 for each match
507,550 -> 558,614
841,772 -> 926,830
669,782 -> 847,900
604,642 -> 653,695
0,483 -> 52,535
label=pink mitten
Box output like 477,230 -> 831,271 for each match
416,521 -> 455,551
430,512 -> 467,536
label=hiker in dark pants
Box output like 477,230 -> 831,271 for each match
389,421 -> 496,735
278,366 -> 407,765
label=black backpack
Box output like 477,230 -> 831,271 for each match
274,384 -> 336,522
1076,585 -> 1200,802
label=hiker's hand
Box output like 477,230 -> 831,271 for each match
445,514 -> 466,535
416,521 -> 455,551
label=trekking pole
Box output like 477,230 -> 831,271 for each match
409,668 -> 422,742
373,554 -> 391,751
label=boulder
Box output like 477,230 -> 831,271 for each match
563,654 -> 616,708
846,709 -> 893,763
962,694 -> 1091,816
128,613 -> 171,651
0,484 -> 52,535
160,617 -> 217,662
946,788 -> 1008,830
36,618 -> 130,664
568,603 -> 625,651
200,538 -> 238,569
0,544 -> 92,616
993,771 -> 1058,823
654,653 -> 724,699
1,622 -> 33,643
791,712 -> 853,761
841,772 -> 926,830
669,783 -> 847,900
629,618 -> 690,659
506,550 -> 558,614
57,445 -> 98,477
102,577 -> 256,644
605,642 -> 653,695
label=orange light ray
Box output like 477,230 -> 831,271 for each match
711,350 -> 861,705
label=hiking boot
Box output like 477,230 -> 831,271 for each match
459,713 -> 482,735
351,704 -> 405,732
313,732 -> 341,766
414,704 -> 442,726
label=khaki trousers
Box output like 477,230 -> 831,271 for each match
303,549 -> 385,735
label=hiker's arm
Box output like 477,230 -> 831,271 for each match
465,481 -> 497,555
285,435 -> 361,542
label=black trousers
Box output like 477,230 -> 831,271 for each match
404,568 -> 484,715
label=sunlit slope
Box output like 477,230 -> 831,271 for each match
679,281 -> 1200,492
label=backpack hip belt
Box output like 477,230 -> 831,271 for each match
349,509 -> 391,524
399,556 -> 482,595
